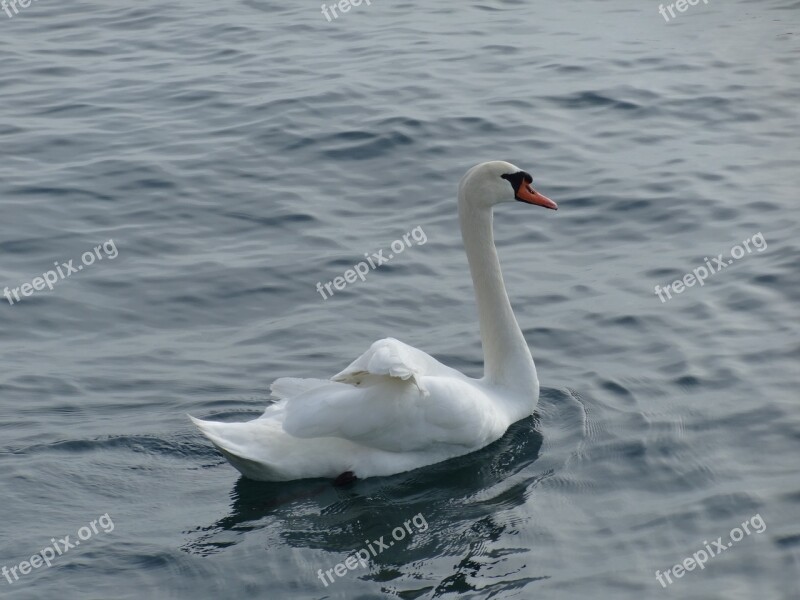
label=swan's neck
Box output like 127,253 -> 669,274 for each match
458,195 -> 538,397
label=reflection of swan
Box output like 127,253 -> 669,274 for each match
190,161 -> 557,482
183,415 -> 545,558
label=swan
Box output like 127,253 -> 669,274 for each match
190,161 -> 558,482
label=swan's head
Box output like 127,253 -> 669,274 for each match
459,161 -> 557,211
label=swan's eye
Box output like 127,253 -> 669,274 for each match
501,171 -> 533,193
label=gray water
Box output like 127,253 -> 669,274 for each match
1,0 -> 798,598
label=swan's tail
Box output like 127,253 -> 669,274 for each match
188,415 -> 288,481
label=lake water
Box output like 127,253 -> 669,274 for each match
1,0 -> 798,598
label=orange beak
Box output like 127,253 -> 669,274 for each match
515,181 -> 558,210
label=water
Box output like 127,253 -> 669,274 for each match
1,0 -> 798,598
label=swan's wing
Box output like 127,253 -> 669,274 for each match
282,376 -> 498,452
281,339 -> 496,452
330,337 -> 457,397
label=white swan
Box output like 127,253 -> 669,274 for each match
190,161 -> 558,482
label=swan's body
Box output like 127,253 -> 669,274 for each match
191,161 -> 557,482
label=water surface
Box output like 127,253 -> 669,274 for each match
1,0 -> 798,598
